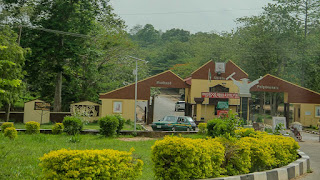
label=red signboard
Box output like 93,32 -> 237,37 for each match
201,92 -> 240,99
217,110 -> 229,117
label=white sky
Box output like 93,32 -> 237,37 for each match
110,0 -> 272,33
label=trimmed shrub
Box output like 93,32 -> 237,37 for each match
63,116 -> 83,135
241,137 -> 276,172
52,123 -> 64,135
235,127 -> 259,137
263,134 -> 299,167
39,148 -> 143,179
216,136 -> 251,176
151,136 -> 225,179
198,123 -> 207,134
25,121 -> 40,134
4,127 -> 17,140
1,122 -> 14,132
114,114 -> 125,134
99,115 -> 119,137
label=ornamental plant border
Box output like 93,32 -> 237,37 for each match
208,150 -> 310,180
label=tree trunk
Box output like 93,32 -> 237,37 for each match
5,103 -> 11,122
273,93 -> 278,115
259,93 -> 264,114
53,71 -> 62,112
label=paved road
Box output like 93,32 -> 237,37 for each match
153,94 -> 184,122
295,132 -> 320,180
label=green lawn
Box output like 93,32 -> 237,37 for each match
12,122 -> 143,131
0,133 -> 158,179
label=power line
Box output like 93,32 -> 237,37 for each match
120,8 -> 263,16
0,23 -> 95,39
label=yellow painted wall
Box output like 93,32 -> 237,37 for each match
185,88 -> 191,102
101,99 -> 136,120
190,79 -> 240,105
24,100 -> 50,124
200,104 -> 215,121
296,103 -> 320,126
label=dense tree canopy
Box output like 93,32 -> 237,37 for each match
0,0 -> 320,115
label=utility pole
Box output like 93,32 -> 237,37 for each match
128,56 -> 147,131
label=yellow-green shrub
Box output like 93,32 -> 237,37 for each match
198,123 -> 207,134
216,136 -> 251,176
263,134 -> 299,167
151,136 -> 225,179
39,148 -> 143,179
25,121 -> 40,134
235,128 -> 299,171
235,127 -> 259,137
241,137 -> 276,172
4,127 -> 17,140
1,122 -> 14,132
52,123 -> 64,134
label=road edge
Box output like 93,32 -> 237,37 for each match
207,150 -> 310,180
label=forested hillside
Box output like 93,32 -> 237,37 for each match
0,0 -> 319,115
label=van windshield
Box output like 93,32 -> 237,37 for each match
163,116 -> 177,122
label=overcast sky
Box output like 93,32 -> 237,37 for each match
110,0 -> 272,34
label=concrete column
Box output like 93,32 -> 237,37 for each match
194,98 -> 204,121
196,104 -> 202,121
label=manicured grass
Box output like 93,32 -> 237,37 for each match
12,122 -> 142,131
0,133 -> 157,179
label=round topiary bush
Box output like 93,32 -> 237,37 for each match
25,121 -> 40,134
1,122 -> 14,132
4,127 -> 17,140
63,116 -> 83,135
52,123 -> 64,135
99,115 -> 119,137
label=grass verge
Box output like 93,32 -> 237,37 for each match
0,133 -> 157,179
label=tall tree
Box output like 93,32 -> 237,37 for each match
0,26 -> 27,121
2,0 -> 126,111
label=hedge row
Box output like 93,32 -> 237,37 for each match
152,129 -> 300,179
39,148 -> 143,179
152,136 -> 225,179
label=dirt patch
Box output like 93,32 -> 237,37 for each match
118,137 -> 157,141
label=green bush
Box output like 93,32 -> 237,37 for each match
25,121 -> 40,134
1,122 -> 14,132
216,136 -> 251,176
99,115 -> 119,137
63,116 -> 83,135
198,123 -> 207,134
152,136 -> 225,179
39,148 -> 143,179
114,114 -> 125,134
4,127 -> 17,140
207,119 -> 228,137
207,111 -> 240,138
52,123 -> 64,135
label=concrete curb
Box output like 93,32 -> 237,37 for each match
209,150 -> 310,180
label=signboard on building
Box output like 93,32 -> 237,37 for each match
217,101 -> 229,109
217,110 -> 228,117
201,92 -> 240,99
34,102 -> 51,111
